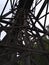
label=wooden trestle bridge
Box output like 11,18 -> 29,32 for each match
0,0 -> 49,65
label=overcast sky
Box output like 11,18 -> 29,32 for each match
0,0 -> 10,40
0,0 -> 49,41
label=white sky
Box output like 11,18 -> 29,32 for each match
0,0 -> 49,41
0,0 -> 10,15
0,0 -> 10,41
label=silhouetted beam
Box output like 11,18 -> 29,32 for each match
18,0 -> 34,9
0,20 -> 12,25
36,0 -> 49,19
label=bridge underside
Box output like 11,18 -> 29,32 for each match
0,0 -> 49,65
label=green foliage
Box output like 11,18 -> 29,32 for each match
15,36 -> 49,65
